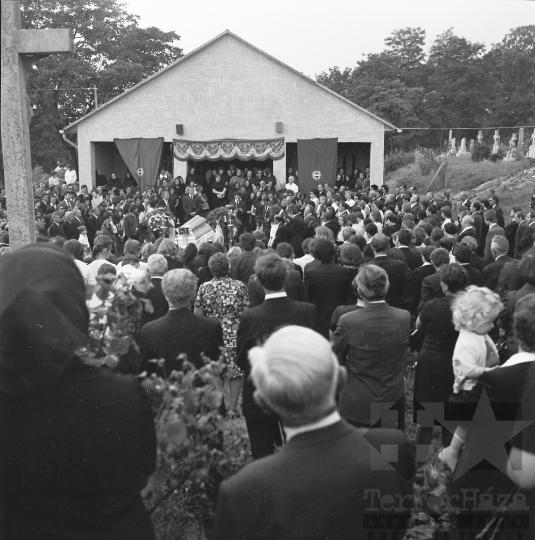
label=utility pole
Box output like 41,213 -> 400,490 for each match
93,86 -> 98,108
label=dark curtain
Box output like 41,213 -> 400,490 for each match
114,138 -> 164,190
297,138 -> 338,194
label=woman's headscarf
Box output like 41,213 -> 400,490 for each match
0,244 -> 89,395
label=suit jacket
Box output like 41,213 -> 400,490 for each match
484,223 -> 505,262
87,215 -> 101,245
363,255 -> 406,309
459,263 -> 481,286
470,253 -> 488,273
391,246 -> 422,271
236,297 -> 318,420
63,220 -> 80,240
213,421 -> 413,540
247,270 -> 307,307
138,308 -> 223,373
504,220 -> 518,257
139,277 -> 169,327
493,204 -> 505,228
286,215 -> 305,256
124,213 -> 140,239
230,251 -> 257,284
458,226 -> 476,242
324,219 -> 340,239
333,302 -> 411,425
471,211 -> 483,246
514,220 -> 528,258
516,221 -> 535,257
48,222 -> 66,238
182,194 -> 202,218
271,223 -> 289,249
417,271 -> 444,315
304,262 -> 351,338
482,255 -> 513,291
412,263 -> 435,309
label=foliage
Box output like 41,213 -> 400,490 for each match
32,165 -> 49,185
490,151 -> 504,162
142,356 -> 250,531
384,150 -> 416,173
389,163 -> 423,191
415,152 -> 436,176
16,0 -> 183,171
78,270 -> 152,369
317,25 -> 535,150
471,144 -> 491,162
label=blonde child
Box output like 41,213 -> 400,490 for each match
439,286 -> 503,471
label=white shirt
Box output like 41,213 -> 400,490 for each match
284,411 -> 341,442
501,352 -> 535,367
88,259 -> 117,276
285,183 -> 299,194
64,169 -> 77,184
265,292 -> 287,300
74,259 -> 97,285
91,194 -> 103,208
294,254 -> 314,271
268,223 -> 280,247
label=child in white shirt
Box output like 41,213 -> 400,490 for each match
439,286 -> 503,471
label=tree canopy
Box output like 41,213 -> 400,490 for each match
17,0 -> 183,170
316,25 -> 535,150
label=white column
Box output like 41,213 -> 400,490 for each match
273,152 -> 286,189
173,157 -> 188,181
370,132 -> 384,186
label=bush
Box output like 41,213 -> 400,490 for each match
32,165 -> 49,185
389,162 -> 422,191
471,144 -> 491,162
384,150 -> 415,173
490,150 -> 504,162
415,152 -> 435,176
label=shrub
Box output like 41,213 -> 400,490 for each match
471,144 -> 491,162
384,150 -> 416,173
389,162 -> 422,190
490,150 -> 504,162
32,165 -> 49,185
415,152 -> 436,176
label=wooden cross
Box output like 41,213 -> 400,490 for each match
1,0 -> 73,248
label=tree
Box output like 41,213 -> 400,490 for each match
17,0 -> 183,171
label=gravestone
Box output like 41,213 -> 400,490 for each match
469,139 -> 475,152
492,130 -> 500,155
510,133 -> 517,148
519,128 -> 524,146
450,138 -> 456,154
529,130 -> 535,159
477,130 -> 483,145
1,0 -> 73,249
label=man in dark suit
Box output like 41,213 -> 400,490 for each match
139,269 -> 223,373
454,243 -> 482,286
270,214 -> 289,250
285,204 -> 306,257
516,211 -> 535,258
182,186 -> 202,220
322,209 -> 340,239
63,211 -> 80,240
389,229 -> 422,271
304,238 -> 351,338
382,213 -> 400,240
470,202 -> 484,249
230,233 -> 257,284
491,195 -> 505,228
215,325 -> 413,540
139,254 -> 169,327
504,207 -> 520,258
460,236 -> 488,273
87,206 -> 101,249
412,246 -> 436,309
482,235 -> 513,291
363,234 -> 405,309
483,209 -> 505,263
458,215 -> 477,242
48,211 -> 66,238
417,247 -> 450,314
334,264 -> 411,430
514,210 -> 528,259
236,254 -> 318,459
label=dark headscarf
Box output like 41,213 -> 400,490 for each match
0,244 -> 89,395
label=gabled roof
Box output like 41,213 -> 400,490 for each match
64,30 -> 397,132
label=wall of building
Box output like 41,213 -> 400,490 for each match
73,33 -> 386,188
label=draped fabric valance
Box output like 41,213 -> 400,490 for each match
173,138 -> 285,162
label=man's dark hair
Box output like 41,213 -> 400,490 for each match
430,247 -> 450,267
438,237 -> 453,253
254,253 -> 288,291
97,263 -> 117,276
287,205 -> 299,215
471,201 -> 481,211
438,263 -> 468,294
444,223 -> 457,235
276,243 -> 294,260
239,232 -> 256,251
484,209 -> 497,223
427,204 -> 437,214
324,210 -> 335,221
311,238 -> 336,263
421,245 -> 435,263
301,237 -> 314,254
431,227 -> 444,244
397,229 -> 412,246
349,234 -> 366,251
364,222 -> 378,237
454,243 -> 472,264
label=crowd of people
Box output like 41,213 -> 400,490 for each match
1,159 -> 535,539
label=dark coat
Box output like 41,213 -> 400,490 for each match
470,253 -> 488,274
460,263 -> 482,286
182,194 -> 202,219
63,220 -> 80,240
504,220 -> 518,258
230,251 -> 257,284
471,211 -> 483,246
213,421 -> 413,540
482,255 -> 514,291
236,297 -> 318,421
516,221 -> 535,257
412,263 -> 435,309
324,219 -> 341,239
458,226 -> 476,242
363,255 -> 406,309
484,223 -> 505,262
514,220 -> 528,258
333,302 -> 411,427
0,359 -> 156,540
139,277 -> 169,327
417,271 -> 444,315
87,214 -> 101,246
390,246 -> 422,271
247,269 -> 307,307
48,222 -> 66,238
493,204 -> 505,228
286,215 -> 306,256
138,308 -> 223,373
304,262 -> 351,338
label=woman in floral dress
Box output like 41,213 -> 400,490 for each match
194,252 -> 249,415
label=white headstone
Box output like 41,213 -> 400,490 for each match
469,139 -> 475,152
529,130 -> 535,159
492,130 -> 500,155
450,137 -> 456,151
510,133 -> 517,148
460,138 -> 467,152
477,130 -> 483,145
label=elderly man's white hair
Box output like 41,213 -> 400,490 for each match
147,253 -> 168,276
162,269 -> 196,305
461,215 -> 474,227
249,326 -> 339,425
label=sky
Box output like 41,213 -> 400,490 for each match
124,0 -> 534,78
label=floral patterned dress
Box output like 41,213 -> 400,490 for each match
195,277 -> 249,377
